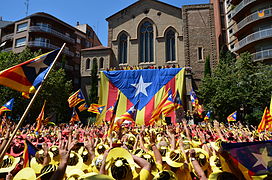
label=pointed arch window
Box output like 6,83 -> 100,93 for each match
139,21 -> 154,63
99,57 -> 104,69
166,30 -> 176,62
118,33 -> 128,64
86,58 -> 91,70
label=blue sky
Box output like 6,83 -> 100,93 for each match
1,0 -> 209,46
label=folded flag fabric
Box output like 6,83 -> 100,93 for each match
88,104 -> 105,114
227,111 -> 237,122
23,140 -> 38,168
0,49 -> 60,94
0,98 -> 14,114
174,91 -> 183,110
161,91 -> 176,117
35,101 -> 46,132
221,141 -> 272,177
190,89 -> 198,107
70,108 -> 80,124
204,111 -> 211,121
68,89 -> 85,108
116,101 -> 139,128
78,102 -> 88,112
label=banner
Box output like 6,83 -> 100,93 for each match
99,68 -> 185,125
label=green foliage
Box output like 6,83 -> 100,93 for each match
198,51 -> 272,125
89,59 -> 98,103
204,55 -> 211,77
0,48 -> 72,124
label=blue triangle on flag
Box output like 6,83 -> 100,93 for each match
103,68 -> 182,110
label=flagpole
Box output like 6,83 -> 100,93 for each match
0,43 -> 66,158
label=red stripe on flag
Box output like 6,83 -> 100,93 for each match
2,71 -> 32,86
127,99 -> 133,111
145,97 -> 155,125
165,77 -> 176,125
105,82 -> 118,121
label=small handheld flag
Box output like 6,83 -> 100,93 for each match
70,108 -> 80,125
68,89 -> 85,108
257,107 -> 272,133
88,104 -> 105,114
227,111 -> 237,122
0,98 -> 14,115
78,103 -> 88,112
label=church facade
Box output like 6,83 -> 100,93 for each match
81,0 -> 217,108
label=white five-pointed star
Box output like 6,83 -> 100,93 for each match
27,56 -> 48,74
131,76 -> 152,97
252,147 -> 272,169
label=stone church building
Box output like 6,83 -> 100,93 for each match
81,0 -> 217,107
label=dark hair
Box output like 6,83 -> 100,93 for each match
217,172 -> 238,180
111,158 -> 131,180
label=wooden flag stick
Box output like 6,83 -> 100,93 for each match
0,43 -> 66,158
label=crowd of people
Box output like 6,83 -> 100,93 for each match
0,119 -> 271,180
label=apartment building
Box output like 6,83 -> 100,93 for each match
224,0 -> 272,63
0,12 -> 101,89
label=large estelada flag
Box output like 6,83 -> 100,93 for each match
99,68 -> 185,125
221,141 -> 272,178
0,49 -> 60,94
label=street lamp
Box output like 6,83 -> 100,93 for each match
240,104 -> 244,121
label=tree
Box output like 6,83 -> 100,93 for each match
198,51 -> 272,125
89,59 -> 98,103
204,55 -> 211,77
0,48 -> 73,124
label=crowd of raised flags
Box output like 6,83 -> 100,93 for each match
0,48 -> 272,179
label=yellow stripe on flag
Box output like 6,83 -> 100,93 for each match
99,72 -> 109,108
136,107 -> 145,125
116,92 -> 127,118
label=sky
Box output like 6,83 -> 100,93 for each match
1,0 -> 209,46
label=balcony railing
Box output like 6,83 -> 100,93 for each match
236,8 -> 272,32
234,28 -> 272,51
1,33 -> 14,41
252,49 -> 272,62
28,41 -> 74,57
231,0 -> 257,18
29,26 -> 75,44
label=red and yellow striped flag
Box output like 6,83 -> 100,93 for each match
99,68 -> 185,125
257,107 -> 272,132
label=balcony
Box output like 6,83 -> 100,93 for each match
252,49 -> 272,62
234,28 -> 272,51
28,41 -> 74,57
29,26 -> 75,44
236,8 -> 272,33
1,33 -> 14,41
231,0 -> 256,18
